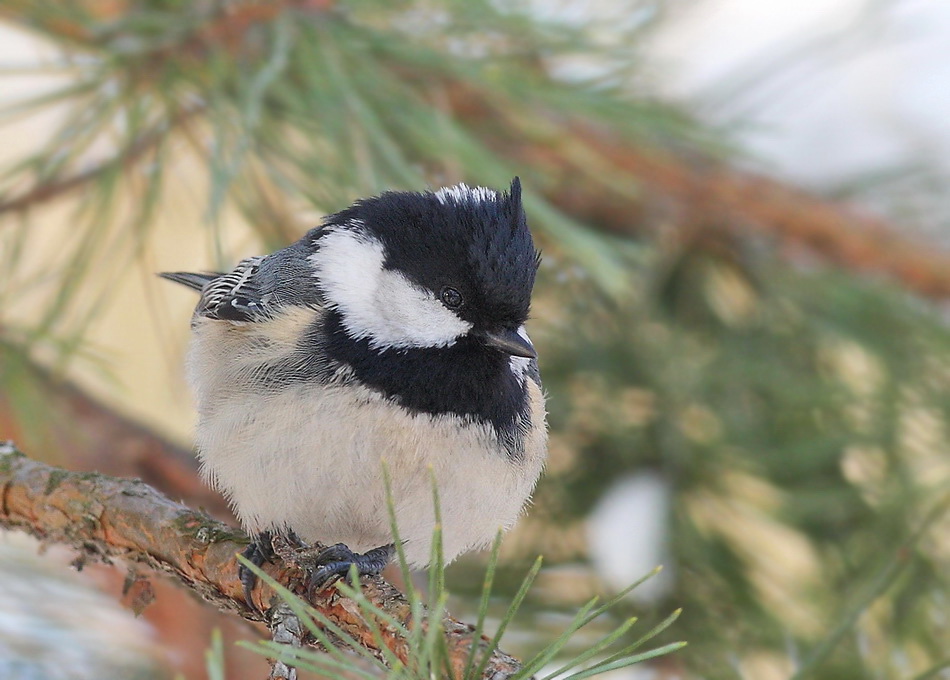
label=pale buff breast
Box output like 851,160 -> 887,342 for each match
185,310 -> 547,566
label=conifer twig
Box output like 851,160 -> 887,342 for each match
0,104 -> 205,215
3,2 -> 950,297
0,445 -> 524,679
438,80 -> 950,300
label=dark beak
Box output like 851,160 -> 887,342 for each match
478,328 -> 537,359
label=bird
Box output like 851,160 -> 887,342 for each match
160,177 -> 547,604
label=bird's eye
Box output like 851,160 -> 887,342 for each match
440,286 -> 464,309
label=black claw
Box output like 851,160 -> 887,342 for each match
308,560 -> 355,589
285,530 -> 306,550
307,543 -> 395,595
239,531 -> 275,610
315,542 -> 358,563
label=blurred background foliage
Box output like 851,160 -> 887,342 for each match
1,1 -> 949,679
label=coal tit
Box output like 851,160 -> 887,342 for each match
161,178 -> 547,602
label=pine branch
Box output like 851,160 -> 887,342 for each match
0,1 -> 324,55
0,103 -> 205,215
0,445 -> 524,679
438,80 -> 950,300
5,1 -> 947,300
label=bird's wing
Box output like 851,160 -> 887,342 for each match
160,256 -> 269,322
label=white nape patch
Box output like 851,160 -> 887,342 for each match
509,326 -> 534,378
434,183 -> 498,205
310,226 -> 472,350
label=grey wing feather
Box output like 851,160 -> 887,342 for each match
161,256 -> 269,322
158,271 -> 219,291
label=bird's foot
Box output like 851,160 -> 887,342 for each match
296,543 -> 395,597
239,531 -> 276,610
239,531 -> 306,610
240,534 -> 393,608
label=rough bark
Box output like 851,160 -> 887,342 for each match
0,445 -> 524,679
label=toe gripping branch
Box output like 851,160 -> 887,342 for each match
238,532 -> 395,610
305,543 -> 396,596
239,531 -> 277,609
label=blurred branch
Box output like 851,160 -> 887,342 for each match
4,2 -> 950,299
0,103 -> 204,215
0,1 -> 325,54
574,127 -> 950,299
0,446 -> 524,679
440,82 -> 950,300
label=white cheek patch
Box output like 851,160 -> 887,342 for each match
310,227 -> 473,350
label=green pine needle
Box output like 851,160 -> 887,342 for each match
235,486 -> 684,680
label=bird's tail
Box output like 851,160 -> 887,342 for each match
158,271 -> 219,291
